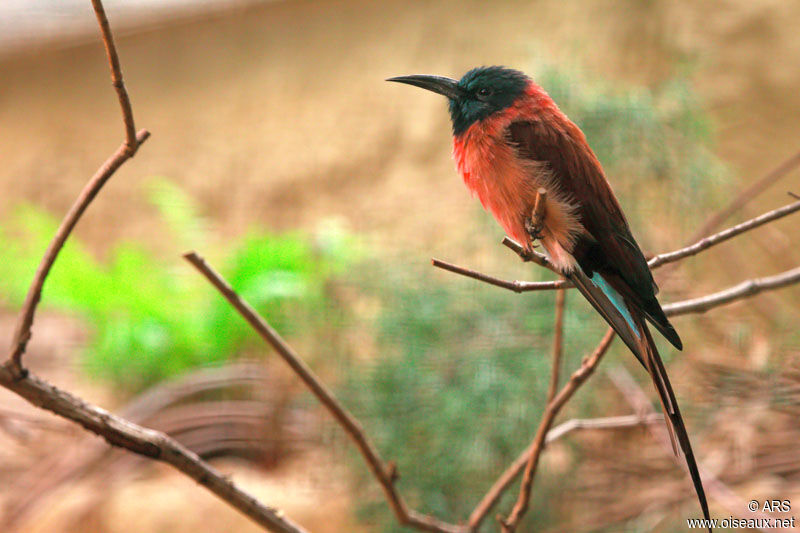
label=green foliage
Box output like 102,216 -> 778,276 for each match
0,180 -> 355,393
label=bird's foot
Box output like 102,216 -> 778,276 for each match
525,187 -> 548,248
524,217 -> 544,246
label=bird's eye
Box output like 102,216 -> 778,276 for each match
477,87 -> 492,98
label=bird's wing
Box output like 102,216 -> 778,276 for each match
507,118 -> 681,350
507,117 -> 711,529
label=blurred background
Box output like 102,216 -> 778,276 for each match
1,0 -> 799,531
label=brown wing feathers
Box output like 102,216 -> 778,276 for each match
507,118 -> 710,528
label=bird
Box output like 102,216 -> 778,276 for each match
388,66 -> 711,527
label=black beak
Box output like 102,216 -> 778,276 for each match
386,74 -> 462,100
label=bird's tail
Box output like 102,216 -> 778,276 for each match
568,268 -> 712,529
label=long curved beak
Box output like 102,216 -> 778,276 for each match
386,74 -> 462,100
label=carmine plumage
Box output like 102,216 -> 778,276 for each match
389,66 -> 711,529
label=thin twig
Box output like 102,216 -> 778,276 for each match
468,407 -> 659,529
648,198 -> 800,269
439,198 -> 800,300
0,363 -> 306,533
501,237 -> 558,272
547,284 -> 566,403
689,149 -> 800,242
91,0 -> 138,152
7,0 -> 149,376
0,2 -> 307,532
184,252 -> 467,533
664,266 -> 800,316
431,258 -> 571,292
497,328 -> 617,532
545,412 -> 663,443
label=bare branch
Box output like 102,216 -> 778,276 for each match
437,199 -> 800,316
664,266 -> 800,316
0,3 -> 311,533
431,258 -> 571,292
469,408 -> 659,529
454,328 -> 614,531
469,263 -> 800,527
8,130 -> 150,374
0,363 -> 306,533
7,0 -> 150,375
501,236 -> 558,272
545,412 -> 663,442
91,0 -> 138,152
689,149 -> 800,242
184,252 -> 468,533
547,284 -> 566,403
648,198 -> 800,269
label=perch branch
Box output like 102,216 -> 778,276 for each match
501,237 -> 556,271
7,0 -> 150,376
436,197 -> 800,299
431,258 -> 570,292
0,363 -> 306,533
184,252 -> 467,533
524,188 -> 548,244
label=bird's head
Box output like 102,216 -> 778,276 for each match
388,66 -> 531,135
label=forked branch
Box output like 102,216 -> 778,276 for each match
1,2 -> 304,533
7,0 -> 150,376
454,196 -> 800,530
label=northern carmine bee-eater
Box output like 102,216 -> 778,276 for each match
388,66 -> 710,526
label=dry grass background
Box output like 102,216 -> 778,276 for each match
1,0 -> 799,531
